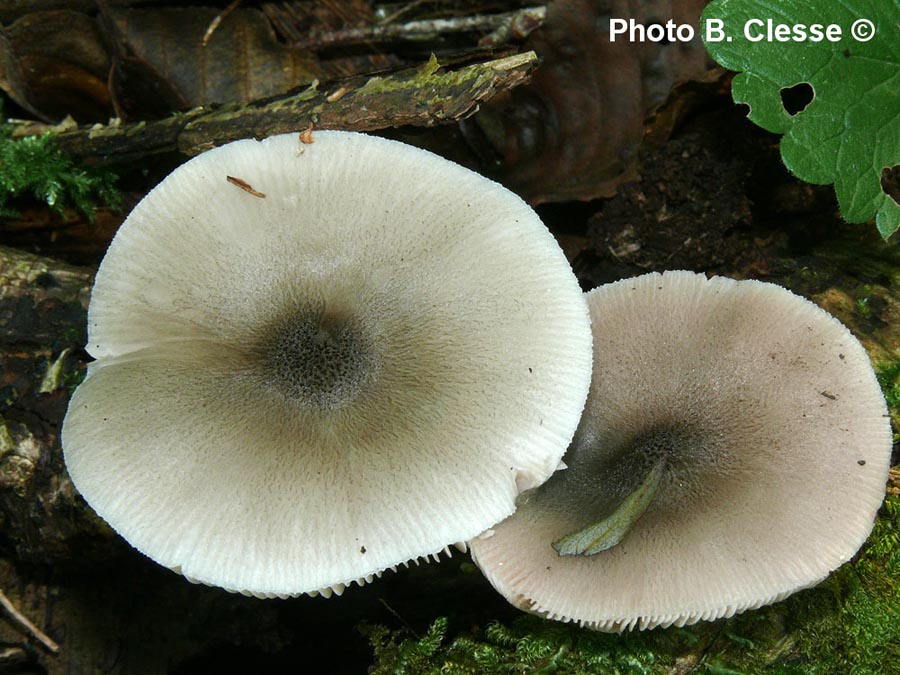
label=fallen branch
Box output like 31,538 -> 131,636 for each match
290,6 -> 546,50
52,51 -> 538,165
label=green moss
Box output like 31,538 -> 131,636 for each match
856,296 -> 873,319
362,617 -> 451,675
0,110 -> 120,220
364,614 -> 700,674
876,362 -> 900,412
355,53 -> 506,102
357,54 -> 449,97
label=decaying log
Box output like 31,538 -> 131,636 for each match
0,246 -> 115,567
51,52 -> 538,165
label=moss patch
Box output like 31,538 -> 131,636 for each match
0,113 -> 120,220
355,53 -> 513,106
877,362 -> 900,419
363,614 -> 679,675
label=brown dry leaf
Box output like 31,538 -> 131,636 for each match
109,7 -> 320,107
0,27 -> 44,120
261,0 -> 395,79
1,10 -> 112,122
0,1 -> 136,24
469,0 -> 712,204
107,52 -> 190,122
0,6 -> 321,122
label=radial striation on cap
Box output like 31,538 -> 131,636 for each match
470,270 -> 892,631
62,131 -> 593,597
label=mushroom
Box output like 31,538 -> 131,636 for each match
62,131 -> 593,598
470,270 -> 892,630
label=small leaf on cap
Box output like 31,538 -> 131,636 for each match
553,458 -> 664,556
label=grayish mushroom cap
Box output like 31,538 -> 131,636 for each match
62,131 -> 593,597
470,270 -> 892,631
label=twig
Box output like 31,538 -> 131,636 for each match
0,589 -> 59,654
52,51 -> 539,165
292,6 -> 546,49
479,5 -> 547,48
376,0 -> 428,25
202,0 -> 243,46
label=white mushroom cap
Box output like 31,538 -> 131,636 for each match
470,270 -> 892,631
62,131 -> 593,597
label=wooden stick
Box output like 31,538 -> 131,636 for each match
0,589 -> 59,654
292,6 -> 546,49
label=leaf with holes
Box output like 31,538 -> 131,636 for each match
702,0 -> 900,239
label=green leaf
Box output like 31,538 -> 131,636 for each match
702,0 -> 900,239
553,458 -> 664,556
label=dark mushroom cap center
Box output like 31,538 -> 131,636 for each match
603,424 -> 721,510
259,304 -> 377,409
538,417 -> 732,525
